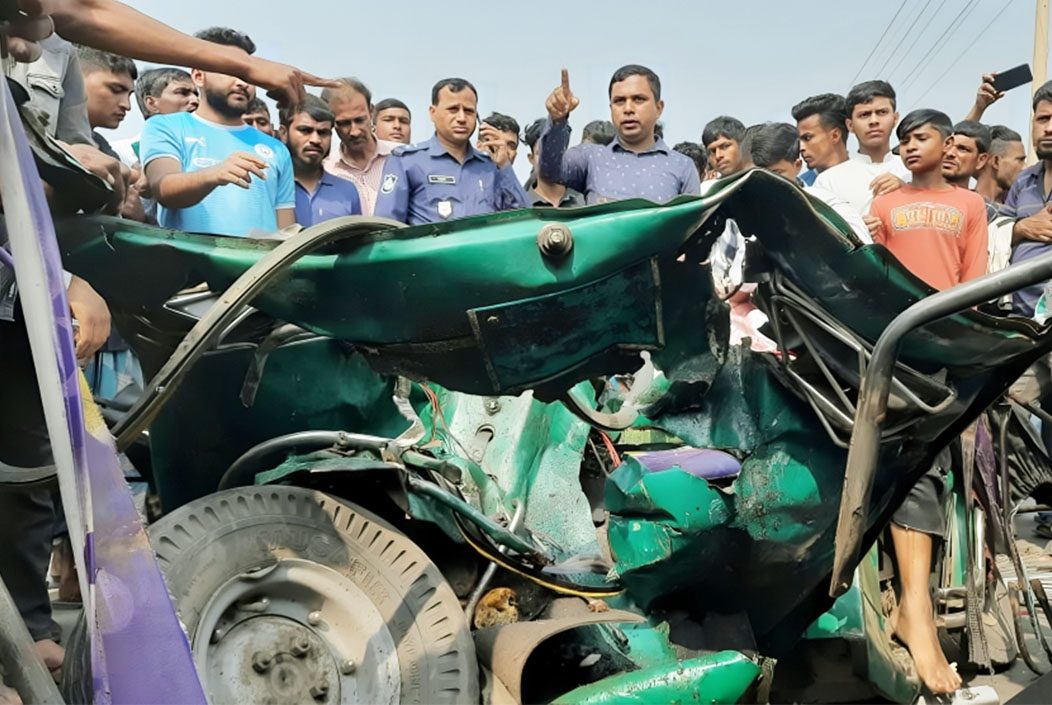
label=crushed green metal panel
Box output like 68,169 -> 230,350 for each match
607,347 -> 851,647
421,384 -> 604,571
147,338 -> 409,511
469,259 -> 663,391
52,171 -> 1052,691
551,650 -> 760,705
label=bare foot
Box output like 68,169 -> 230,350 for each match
32,639 -> 64,684
894,595 -> 961,694
0,681 -> 22,705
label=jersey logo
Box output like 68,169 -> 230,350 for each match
254,144 -> 275,160
428,174 -> 456,185
184,136 -> 206,147
381,174 -> 398,194
889,202 -> 964,236
192,157 -> 217,168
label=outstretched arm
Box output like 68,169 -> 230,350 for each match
17,0 -> 337,105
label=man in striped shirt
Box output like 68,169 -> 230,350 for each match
322,77 -> 398,216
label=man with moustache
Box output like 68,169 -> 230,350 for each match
1007,82 -> 1052,316
374,77 -> 527,225
279,95 -> 361,226
322,78 -> 398,215
941,120 -> 991,191
140,26 -> 295,236
539,65 -> 699,203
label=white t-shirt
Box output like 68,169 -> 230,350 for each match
110,135 -> 139,166
813,152 -> 911,215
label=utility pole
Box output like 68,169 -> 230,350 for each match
1031,0 -> 1049,162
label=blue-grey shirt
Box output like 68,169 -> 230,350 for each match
294,169 -> 362,227
373,135 -> 528,225
1006,162 -> 1052,315
538,119 -> 700,204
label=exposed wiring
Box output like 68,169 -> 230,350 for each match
849,0 -> 910,87
454,512 -> 623,598
599,431 -> 622,468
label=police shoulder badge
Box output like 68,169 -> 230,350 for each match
381,174 -> 398,194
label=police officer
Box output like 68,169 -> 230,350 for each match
374,77 -> 527,225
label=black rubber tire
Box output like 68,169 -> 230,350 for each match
149,486 -> 478,704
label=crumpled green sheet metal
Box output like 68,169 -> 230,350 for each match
57,197 -> 720,399
53,169 -> 1052,661
607,348 -> 847,643
147,337 -> 411,511
550,650 -> 761,705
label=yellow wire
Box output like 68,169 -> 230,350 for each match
456,519 -> 623,598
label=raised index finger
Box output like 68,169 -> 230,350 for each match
561,68 -> 570,96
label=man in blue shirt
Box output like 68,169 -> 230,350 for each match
374,77 -> 527,225
539,65 -> 700,204
279,95 -> 361,226
141,27 -> 295,237
1007,82 -> 1052,315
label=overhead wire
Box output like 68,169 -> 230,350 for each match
872,0 -> 937,80
849,0 -> 910,87
900,0 -> 983,95
911,0 -> 1017,101
884,0 -> 949,83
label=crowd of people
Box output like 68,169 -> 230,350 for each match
3,5 -> 1052,701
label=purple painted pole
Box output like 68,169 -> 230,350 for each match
0,75 -> 205,703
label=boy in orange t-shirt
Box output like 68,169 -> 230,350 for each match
870,109 -> 989,291
867,108 -> 988,696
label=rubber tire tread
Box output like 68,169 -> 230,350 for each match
150,486 -> 477,704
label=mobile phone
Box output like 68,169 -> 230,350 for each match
991,64 -> 1033,93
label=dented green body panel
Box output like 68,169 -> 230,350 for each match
551,650 -> 761,705
57,171 -> 1052,702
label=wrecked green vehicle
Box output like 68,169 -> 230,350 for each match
57,170 -> 1052,704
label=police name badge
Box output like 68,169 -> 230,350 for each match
428,174 -> 456,185
437,200 -> 453,219
381,174 -> 398,194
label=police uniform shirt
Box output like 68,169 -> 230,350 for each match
373,135 -> 528,225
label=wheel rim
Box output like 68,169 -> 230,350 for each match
191,558 -> 401,705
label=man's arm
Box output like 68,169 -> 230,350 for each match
38,0 -> 336,105
538,120 -> 588,192
1002,177 -> 1052,245
496,165 -> 528,211
960,199 -> 991,282
963,73 -> 1003,122
145,153 -> 270,209
539,69 -> 588,191
373,156 -> 409,224
276,208 -> 295,229
145,158 -> 222,209
66,275 -> 110,360
274,147 -> 296,227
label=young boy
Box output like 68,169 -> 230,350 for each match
870,109 -> 988,291
868,108 -> 988,696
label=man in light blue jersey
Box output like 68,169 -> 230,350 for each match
141,26 -> 295,237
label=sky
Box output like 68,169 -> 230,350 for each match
114,0 -> 1051,182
